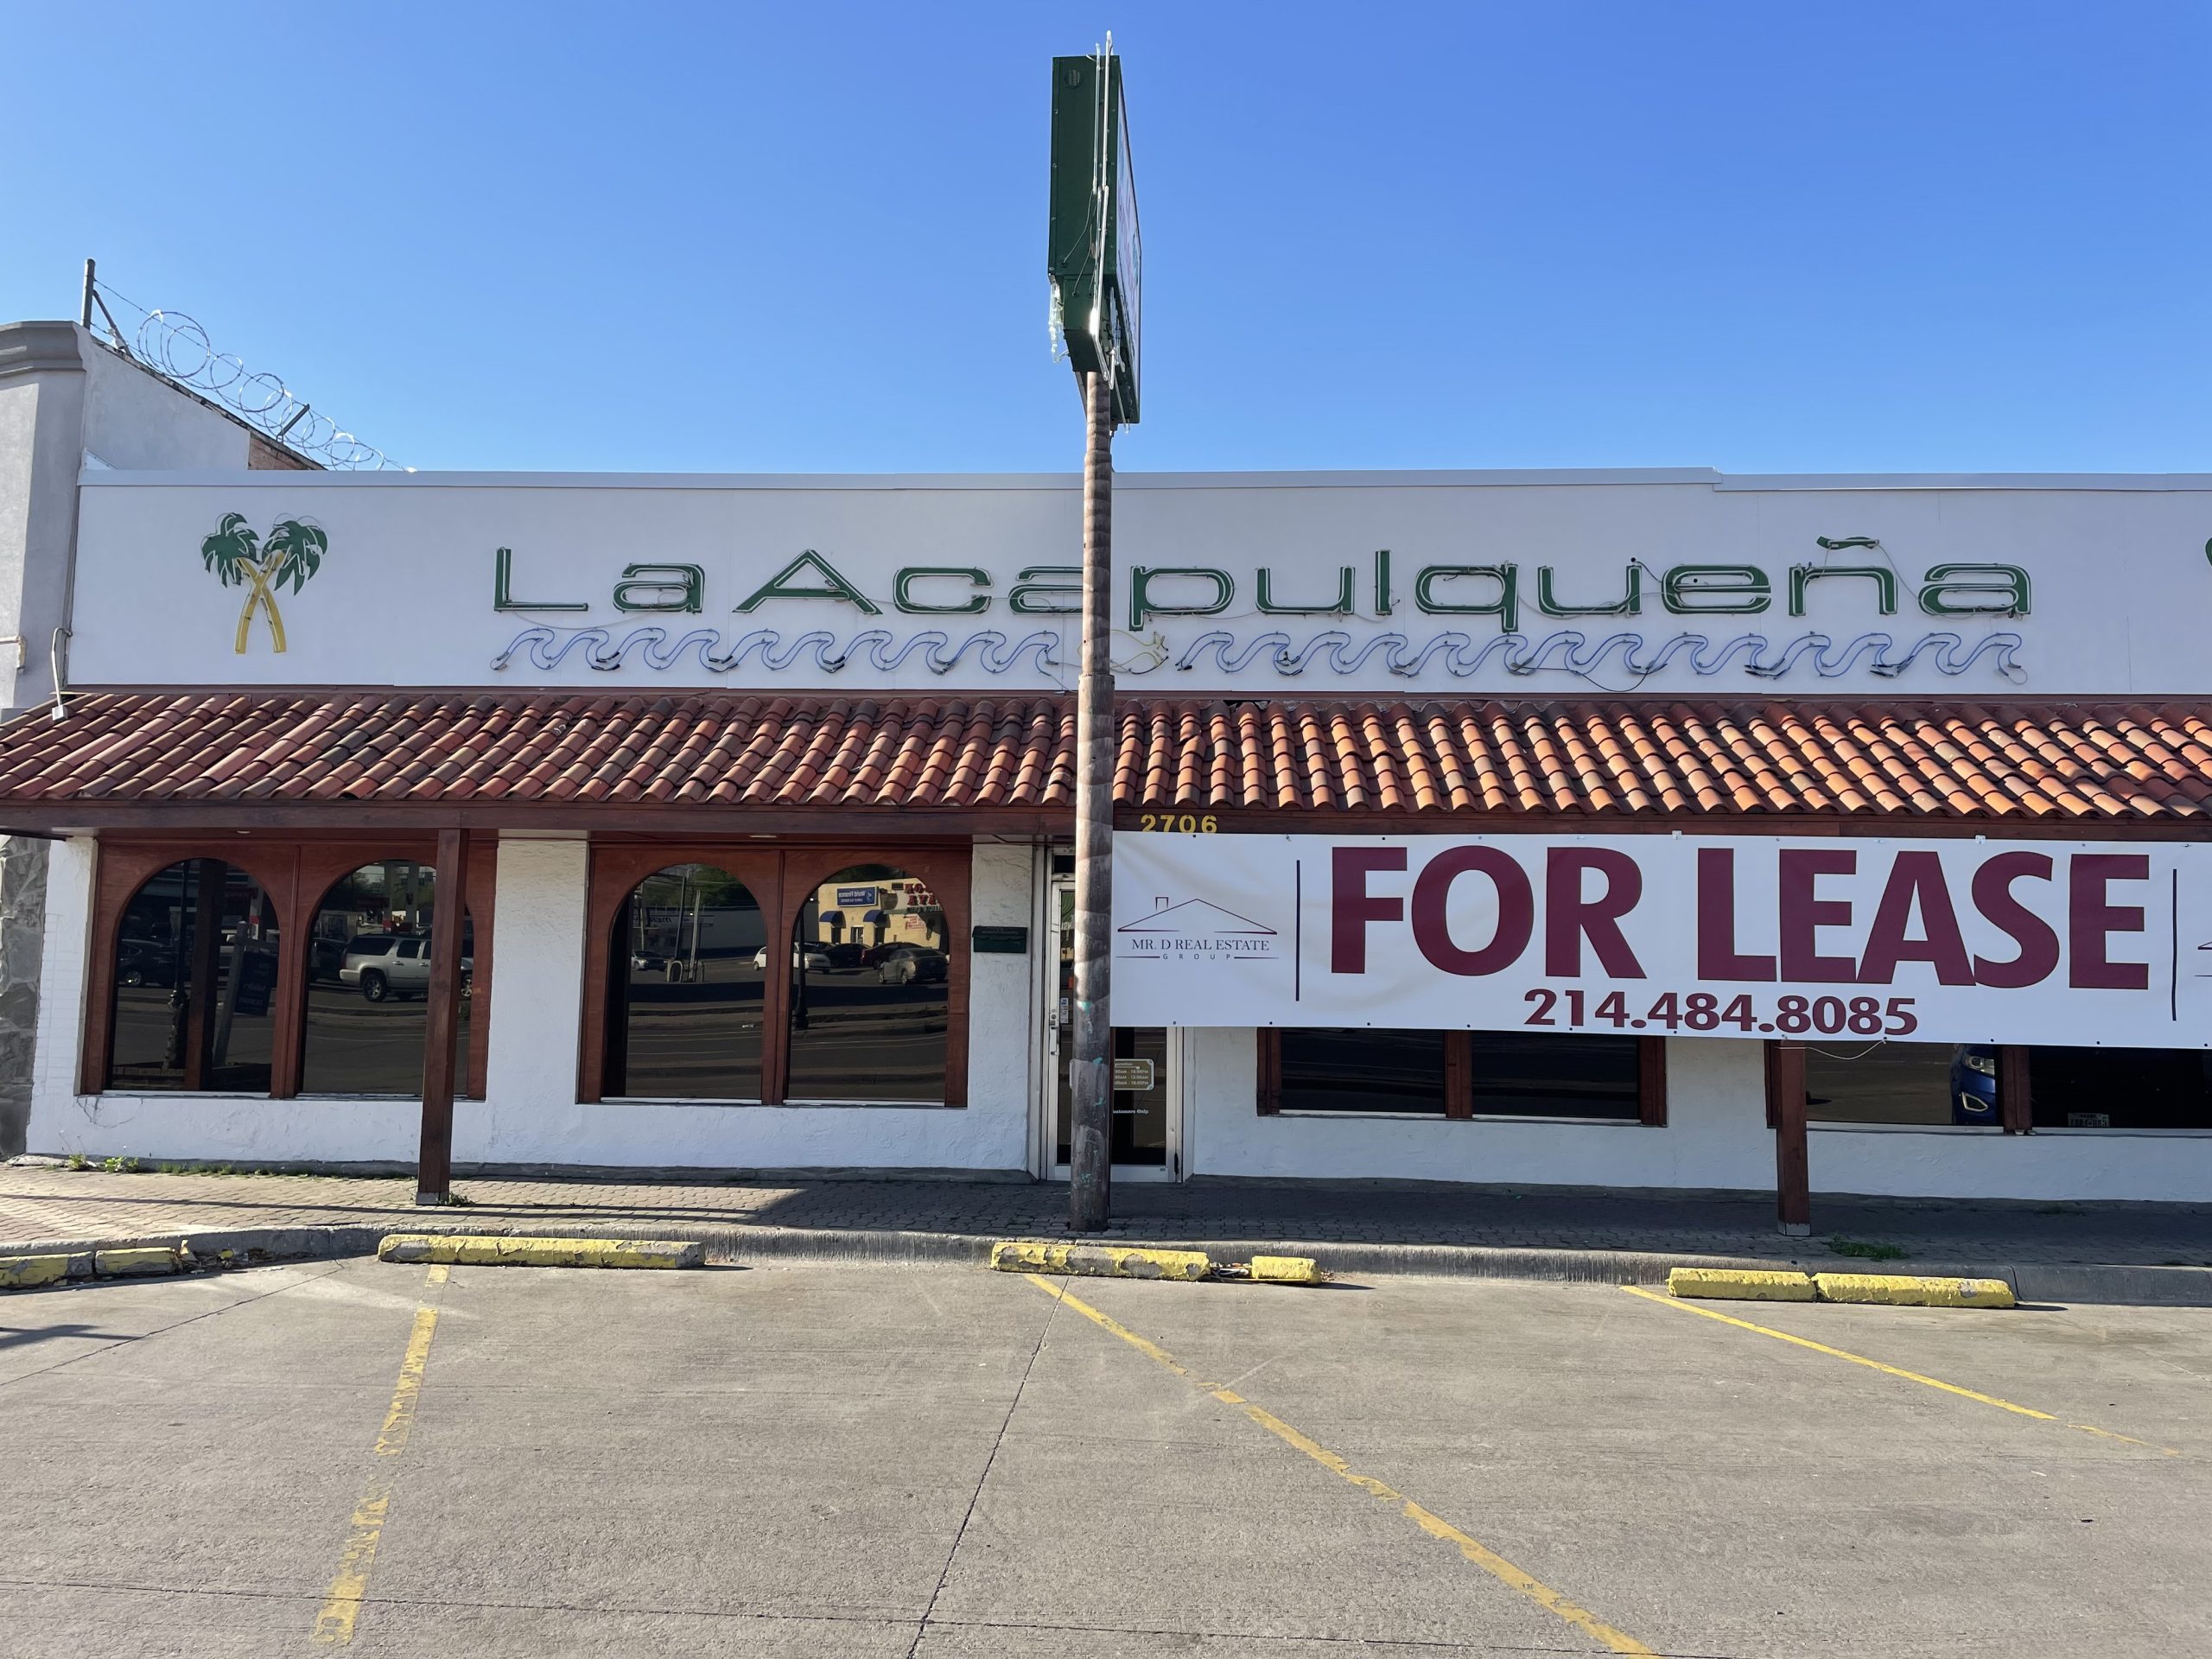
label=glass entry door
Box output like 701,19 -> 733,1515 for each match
1045,874 -> 1177,1179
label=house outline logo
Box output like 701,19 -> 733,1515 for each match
1116,894 -> 1280,963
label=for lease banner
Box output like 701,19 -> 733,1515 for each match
1112,833 -> 2212,1047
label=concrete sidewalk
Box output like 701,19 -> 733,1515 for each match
5,1160 -> 2210,1302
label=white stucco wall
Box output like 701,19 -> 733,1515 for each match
1183,1030 -> 2212,1202
30,836 -> 1037,1174
79,346 -> 251,473
464,836 -> 1034,1171
28,831 -> 2212,1198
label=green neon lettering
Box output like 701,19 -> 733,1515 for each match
893,567 -> 991,614
1789,565 -> 1897,616
1008,565 -> 1081,614
1535,564 -> 1642,617
1129,568 -> 1234,631
493,547 -> 588,613
1917,563 -> 2031,617
1413,564 -> 1519,633
735,549 -> 882,615
1255,566 -> 1355,615
612,562 -> 703,613
1662,564 -> 1770,615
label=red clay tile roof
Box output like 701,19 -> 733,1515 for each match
2,690 -> 2210,823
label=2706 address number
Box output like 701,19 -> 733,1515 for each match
1526,988 -> 1920,1036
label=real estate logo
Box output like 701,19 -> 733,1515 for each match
1117,895 -> 1280,963
198,512 -> 328,654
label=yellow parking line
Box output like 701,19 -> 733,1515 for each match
1620,1286 -> 2179,1456
310,1263 -> 449,1644
1024,1274 -> 1656,1656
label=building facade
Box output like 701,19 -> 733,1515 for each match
2,346 -> 2209,1209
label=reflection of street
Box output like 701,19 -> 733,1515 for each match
789,977 -> 947,1102
110,986 -> 273,1091
300,982 -> 470,1096
1805,1043 -> 1954,1126
621,957 -> 764,1097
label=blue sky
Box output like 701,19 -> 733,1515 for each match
3,3 -> 2204,475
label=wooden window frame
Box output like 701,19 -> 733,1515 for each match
83,836 -> 498,1102
1255,1028 -> 1666,1124
579,842 -> 971,1109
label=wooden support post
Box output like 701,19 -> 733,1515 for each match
1767,1039 -> 1811,1235
1999,1044 -> 2032,1135
416,829 -> 471,1205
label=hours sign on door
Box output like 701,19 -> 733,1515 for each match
1112,833 -> 2212,1047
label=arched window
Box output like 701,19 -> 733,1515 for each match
301,860 -> 472,1096
787,864 -> 947,1103
603,865 -> 765,1100
108,860 -> 279,1093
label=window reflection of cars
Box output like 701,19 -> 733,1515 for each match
116,938 -> 178,988
823,943 -> 867,973
877,947 -> 948,985
754,944 -> 833,973
338,935 -> 473,1002
1949,1045 -> 2000,1124
310,937 -> 350,982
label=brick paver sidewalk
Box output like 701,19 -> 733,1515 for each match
5,1162 -> 2208,1268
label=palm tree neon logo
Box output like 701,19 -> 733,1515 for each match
198,513 -> 328,653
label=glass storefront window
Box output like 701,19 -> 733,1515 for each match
1467,1032 -> 1638,1120
2027,1047 -> 2212,1130
302,861 -> 470,1096
1805,1041 -> 1999,1128
605,865 -> 765,1100
108,860 -> 277,1094
1280,1029 -> 1447,1114
1272,1030 -> 1640,1119
786,865 -> 948,1103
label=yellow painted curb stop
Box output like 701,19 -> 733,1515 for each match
1668,1267 -> 1818,1301
0,1254 -> 72,1290
988,1241 -> 1327,1286
95,1246 -> 188,1277
378,1235 -> 705,1269
989,1241 -> 1212,1281
1814,1272 -> 2016,1309
1245,1255 -> 1328,1286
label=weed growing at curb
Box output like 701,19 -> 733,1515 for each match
64,1152 -> 90,1171
100,1157 -> 142,1174
1827,1236 -> 1909,1262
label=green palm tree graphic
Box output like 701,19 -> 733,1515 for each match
199,512 -> 328,653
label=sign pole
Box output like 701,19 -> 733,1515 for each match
1070,366 -> 1115,1232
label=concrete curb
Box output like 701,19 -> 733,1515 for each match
1,1219 -> 2206,1305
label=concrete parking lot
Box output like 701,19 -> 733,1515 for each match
1,1259 -> 2205,1658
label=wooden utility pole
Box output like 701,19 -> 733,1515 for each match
416,828 -> 471,1205
1069,368 -> 1116,1232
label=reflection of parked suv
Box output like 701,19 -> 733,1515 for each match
876,946 -> 948,985
754,944 -> 833,973
116,937 -> 179,988
339,935 -> 472,1001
